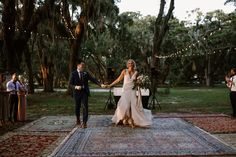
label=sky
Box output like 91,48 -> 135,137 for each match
117,0 -> 235,21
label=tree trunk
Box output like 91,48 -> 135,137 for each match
205,53 -> 211,86
40,63 -> 54,92
61,0 -> 84,93
37,36 -> 54,92
152,0 -> 175,67
66,21 -> 85,93
24,46 -> 35,93
160,63 -> 170,84
0,40 -> 5,71
2,0 -> 16,71
62,0 -> 96,93
151,0 -> 174,98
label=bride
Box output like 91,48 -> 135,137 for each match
107,59 -> 152,128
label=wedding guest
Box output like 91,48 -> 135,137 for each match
0,74 -> 8,125
0,74 -> 6,90
0,74 -> 5,126
6,72 -> 20,122
17,75 -> 27,121
0,74 -> 3,90
225,68 -> 236,117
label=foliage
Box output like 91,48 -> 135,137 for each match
0,0 -> 236,90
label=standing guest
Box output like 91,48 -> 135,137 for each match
0,74 -> 3,90
225,68 -> 236,117
6,72 -> 20,122
0,74 -> 8,125
0,74 -> 6,90
17,75 -> 27,121
0,74 -> 5,126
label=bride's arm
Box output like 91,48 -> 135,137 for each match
133,71 -> 139,81
108,69 -> 125,88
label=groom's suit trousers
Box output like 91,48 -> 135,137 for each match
74,91 -> 89,123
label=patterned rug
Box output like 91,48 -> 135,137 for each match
0,116 -> 75,156
52,116 -> 236,157
215,134 -> 236,149
157,113 -> 228,118
184,116 -> 236,133
17,116 -> 76,132
0,132 -> 63,157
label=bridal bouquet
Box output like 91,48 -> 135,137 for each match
133,74 -> 151,90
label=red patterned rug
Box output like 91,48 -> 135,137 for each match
157,113 -> 227,118
0,134 -> 60,157
184,116 -> 236,133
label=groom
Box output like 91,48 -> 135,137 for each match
70,59 -> 105,128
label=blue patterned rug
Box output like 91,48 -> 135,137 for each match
51,115 -> 236,157
18,116 -> 75,132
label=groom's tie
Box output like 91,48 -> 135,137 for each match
79,72 -> 83,82
13,82 -> 17,95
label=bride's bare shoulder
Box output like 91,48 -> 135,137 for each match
121,69 -> 127,73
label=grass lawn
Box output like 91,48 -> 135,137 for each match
0,87 -> 232,136
26,87 -> 232,119
156,87 -> 231,114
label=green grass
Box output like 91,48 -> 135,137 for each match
26,91 -> 116,120
26,87 -> 232,120
156,87 -> 231,114
26,92 -> 74,119
0,87 -> 232,136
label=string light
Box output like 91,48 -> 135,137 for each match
155,47 -> 236,59
1,26 -> 75,40
2,1 -> 78,41
60,2 -> 75,39
0,19 -> 233,48
155,27 -> 227,59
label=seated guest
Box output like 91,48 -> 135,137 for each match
6,72 -> 20,122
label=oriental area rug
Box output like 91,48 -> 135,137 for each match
51,115 -> 236,157
184,116 -> 236,133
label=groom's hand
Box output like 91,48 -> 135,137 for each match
75,86 -> 82,90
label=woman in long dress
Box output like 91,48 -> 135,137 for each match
108,59 -> 152,128
17,76 -> 27,121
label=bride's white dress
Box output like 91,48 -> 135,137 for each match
112,69 -> 152,127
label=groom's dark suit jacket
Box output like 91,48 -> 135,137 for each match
70,70 -> 101,96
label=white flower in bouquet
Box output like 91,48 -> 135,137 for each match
133,74 -> 151,90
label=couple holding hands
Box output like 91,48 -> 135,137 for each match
70,59 -> 152,129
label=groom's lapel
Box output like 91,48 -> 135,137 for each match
75,72 -> 80,81
82,72 -> 86,80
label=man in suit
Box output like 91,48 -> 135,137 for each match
70,59 -> 105,128
6,72 -> 20,122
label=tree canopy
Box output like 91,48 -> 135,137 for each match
0,0 -> 235,93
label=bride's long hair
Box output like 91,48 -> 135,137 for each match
126,59 -> 137,70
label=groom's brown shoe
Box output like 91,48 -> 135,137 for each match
81,123 -> 87,129
76,119 -> 81,125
